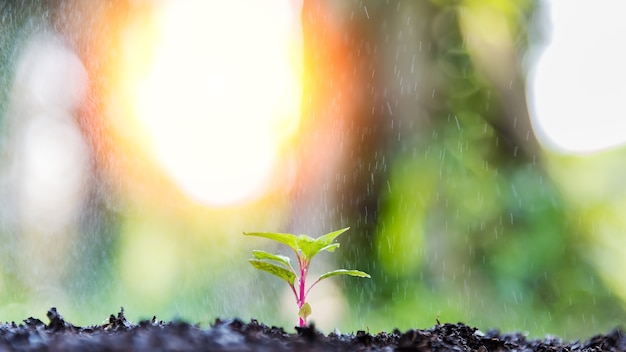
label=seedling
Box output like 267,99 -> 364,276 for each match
244,227 -> 370,327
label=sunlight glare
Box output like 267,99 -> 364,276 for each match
133,0 -> 302,206
528,0 -> 626,154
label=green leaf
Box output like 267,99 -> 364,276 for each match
244,232 -> 299,253
318,269 -> 371,281
252,250 -> 292,269
319,243 -> 340,253
249,259 -> 296,286
316,227 -> 350,247
298,302 -> 312,321
306,269 -> 371,296
295,234 -> 319,261
296,227 -> 350,262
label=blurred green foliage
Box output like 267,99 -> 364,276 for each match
332,0 -> 626,339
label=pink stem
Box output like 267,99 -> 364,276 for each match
298,261 -> 307,327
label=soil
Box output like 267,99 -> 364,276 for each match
0,308 -> 623,351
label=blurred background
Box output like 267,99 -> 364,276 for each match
1,0 -> 626,340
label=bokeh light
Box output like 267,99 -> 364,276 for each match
528,0 -> 626,154
0,32 -> 90,300
118,0 -> 302,206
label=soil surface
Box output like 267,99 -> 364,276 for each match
0,308 -> 623,351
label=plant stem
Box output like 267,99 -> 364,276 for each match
298,265 -> 307,327
298,314 -> 305,327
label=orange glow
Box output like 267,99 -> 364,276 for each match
107,0 -> 302,207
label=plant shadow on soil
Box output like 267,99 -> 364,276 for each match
0,308 -> 624,351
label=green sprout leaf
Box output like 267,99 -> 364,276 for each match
318,269 -> 371,280
252,250 -> 292,269
295,235 -> 319,262
244,232 -> 299,253
319,243 -> 340,253
298,302 -> 312,321
306,269 -> 371,296
249,259 -> 296,286
296,227 -> 350,261
316,227 -> 350,246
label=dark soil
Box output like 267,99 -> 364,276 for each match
0,308 -> 623,351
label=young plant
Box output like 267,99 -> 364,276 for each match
244,227 -> 370,327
